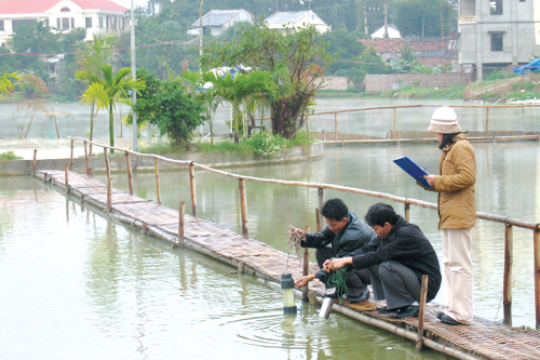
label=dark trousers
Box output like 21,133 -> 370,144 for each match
367,260 -> 421,310
315,247 -> 371,298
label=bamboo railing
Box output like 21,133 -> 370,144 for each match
66,136 -> 540,329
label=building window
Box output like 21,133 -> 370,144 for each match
71,18 -> 74,28
490,0 -> 503,15
61,7 -> 70,12
491,33 -> 503,51
45,19 -> 49,27
85,17 -> 92,28
99,17 -> 104,28
62,17 -> 69,29
0,20 -> 4,31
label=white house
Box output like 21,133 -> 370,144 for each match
190,9 -> 254,37
264,11 -> 331,34
370,25 -> 401,39
0,0 -> 128,47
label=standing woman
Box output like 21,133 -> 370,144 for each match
423,106 -> 476,326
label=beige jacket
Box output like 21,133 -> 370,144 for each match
433,134 -> 476,229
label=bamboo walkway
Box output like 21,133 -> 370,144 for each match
36,169 -> 540,360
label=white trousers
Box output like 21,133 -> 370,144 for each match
442,228 -> 473,324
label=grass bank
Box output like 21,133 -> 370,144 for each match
317,85 -> 466,100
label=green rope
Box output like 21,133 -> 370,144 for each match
326,265 -> 349,303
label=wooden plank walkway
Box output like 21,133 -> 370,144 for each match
37,169 -> 540,360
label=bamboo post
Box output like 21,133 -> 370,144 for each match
534,228 -> 540,329
318,188 -> 324,227
70,139 -> 74,170
416,275 -> 429,352
32,149 -> 37,176
189,162 -> 197,217
154,158 -> 161,205
334,113 -> 338,141
64,163 -> 69,194
404,203 -> 410,222
178,201 -> 185,247
503,223 -> 513,325
392,107 -> 397,140
84,141 -> 90,176
302,225 -> 310,301
125,152 -> 133,195
239,178 -> 248,237
315,208 -> 321,232
104,147 -> 111,180
107,177 -> 112,214
485,107 -> 490,138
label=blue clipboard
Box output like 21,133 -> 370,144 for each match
393,157 -> 432,188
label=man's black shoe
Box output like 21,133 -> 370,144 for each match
349,289 -> 370,303
390,305 -> 419,318
437,312 -> 463,326
375,306 -> 392,313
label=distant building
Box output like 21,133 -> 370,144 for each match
370,25 -> 401,39
0,0 -> 128,47
358,38 -> 404,62
264,11 -> 330,33
190,9 -> 254,37
458,0 -> 540,80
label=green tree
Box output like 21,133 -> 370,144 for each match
75,34 -> 117,147
202,23 -> 333,139
0,71 -> 20,98
81,65 -> 145,149
11,21 -> 58,78
394,0 -> 453,38
134,77 -> 207,145
0,48 -> 18,74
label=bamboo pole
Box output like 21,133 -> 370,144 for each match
485,107 -> 490,138
318,188 -> 324,227
154,158 -> 161,205
334,113 -> 338,141
534,229 -> 540,329
64,163 -> 69,194
316,208 -> 321,232
392,107 -> 396,140
239,178 -> 248,237
416,275 -> 429,352
303,225 -> 310,301
70,139 -> 74,170
32,149 -> 37,176
84,141 -> 90,176
404,203 -> 410,222
107,177 -> 112,214
178,201 -> 185,247
189,162 -> 197,217
125,152 -> 133,195
503,223 -> 513,325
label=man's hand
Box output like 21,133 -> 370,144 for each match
295,276 -> 310,287
293,227 -> 306,239
323,257 -> 353,272
424,174 -> 437,187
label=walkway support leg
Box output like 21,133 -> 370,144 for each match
178,201 -> 185,247
504,224 -> 513,325
534,229 -> 540,329
84,141 -> 90,176
303,225 -> 310,301
416,275 -> 429,352
126,152 -> 133,195
32,149 -> 37,176
154,158 -> 161,205
239,178 -> 248,238
189,162 -> 197,217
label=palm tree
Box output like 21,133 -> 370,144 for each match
75,34 -> 117,151
0,71 -> 20,98
81,65 -> 145,150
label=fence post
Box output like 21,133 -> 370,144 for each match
534,228 -> 540,329
503,223 -> 513,325
84,141 -> 90,176
189,162 -> 197,217
239,178 -> 248,237
107,177 -> 112,214
393,107 -> 397,140
104,147 -> 111,180
404,203 -> 410,222
485,107 -> 490,138
318,188 -> 324,227
70,139 -> 74,170
303,225 -> 310,301
334,113 -> 338,141
178,201 -> 185,247
125,152 -> 133,195
315,208 -> 321,232
154,158 -> 161,205
32,149 -> 37,176
416,275 -> 429,352
64,163 -> 69,194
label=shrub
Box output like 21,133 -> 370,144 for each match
247,131 -> 288,157
0,150 -> 23,160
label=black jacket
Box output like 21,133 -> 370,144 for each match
301,212 -> 376,258
350,216 -> 442,301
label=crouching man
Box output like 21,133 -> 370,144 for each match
293,198 -> 376,303
325,203 -> 442,318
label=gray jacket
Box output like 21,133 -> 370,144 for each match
301,212 -> 376,258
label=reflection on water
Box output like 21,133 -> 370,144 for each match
0,178 -> 449,360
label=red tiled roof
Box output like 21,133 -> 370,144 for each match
358,38 -> 404,54
0,0 -> 127,15
408,38 -> 445,51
